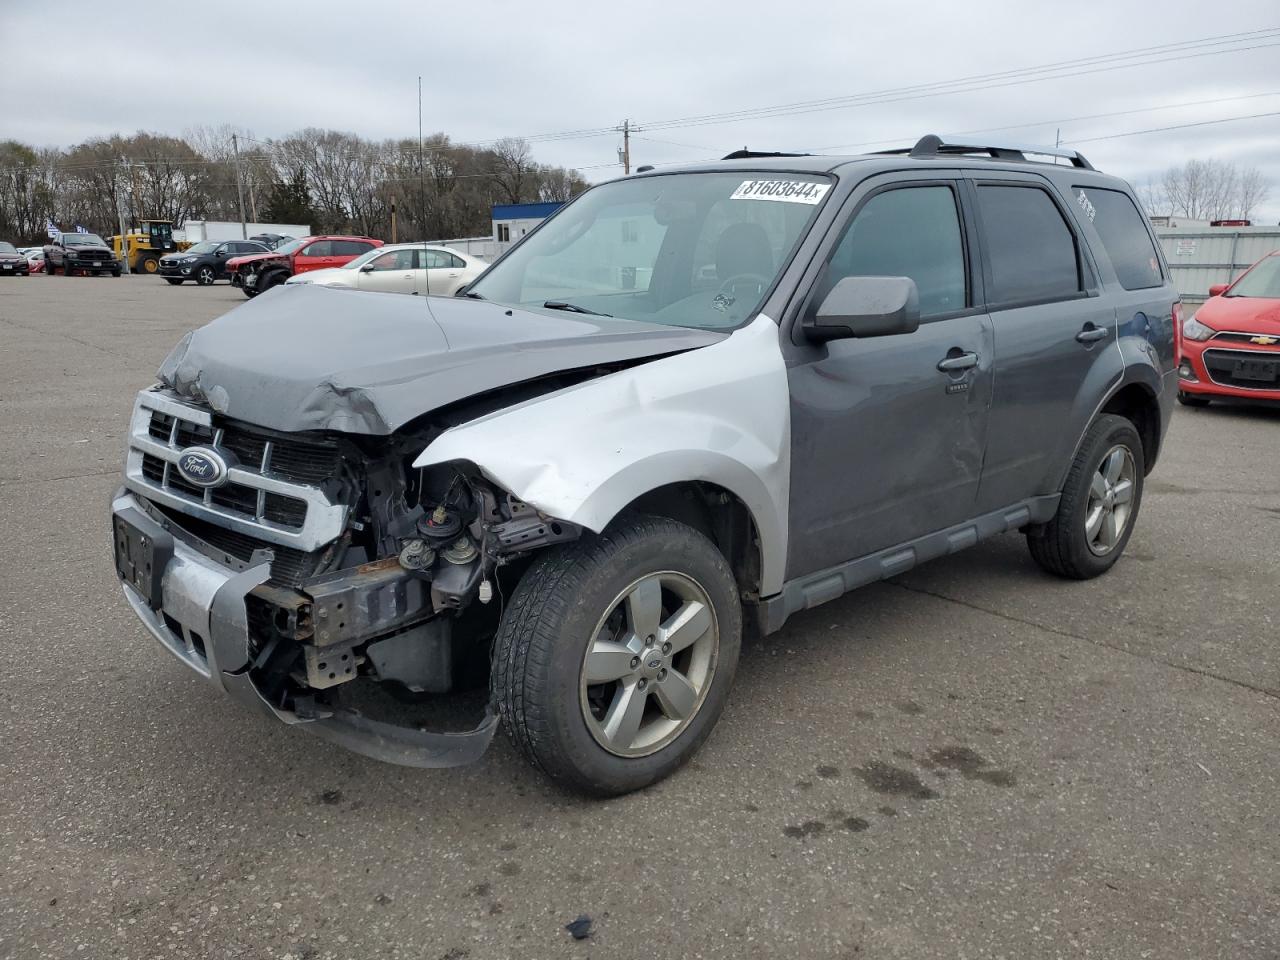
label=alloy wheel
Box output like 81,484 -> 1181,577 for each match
1085,445 -> 1137,556
579,570 -> 719,758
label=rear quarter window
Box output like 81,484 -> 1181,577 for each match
1074,187 -> 1163,291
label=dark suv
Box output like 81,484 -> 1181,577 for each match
110,136 -> 1176,795
159,239 -> 270,286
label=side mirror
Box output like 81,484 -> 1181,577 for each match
360,264 -> 376,273
1208,283 -> 1228,297
803,276 -> 921,342
215,250 -> 226,257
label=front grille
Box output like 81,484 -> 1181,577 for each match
151,504 -> 324,587
1202,349 -> 1280,390
1211,331 -> 1280,348
124,390 -> 349,552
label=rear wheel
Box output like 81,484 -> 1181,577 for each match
493,516 -> 741,796
1027,414 -> 1144,580
1177,391 -> 1210,407
195,265 -> 216,286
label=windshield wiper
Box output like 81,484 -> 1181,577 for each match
542,300 -> 612,317
462,290 -> 486,300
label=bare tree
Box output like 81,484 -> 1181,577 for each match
489,137 -> 533,204
1161,158 -> 1270,222
1235,166 -> 1270,219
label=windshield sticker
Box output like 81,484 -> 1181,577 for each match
731,180 -> 830,205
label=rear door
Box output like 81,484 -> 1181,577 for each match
422,249 -> 466,296
785,172 -> 995,578
965,173 -> 1119,512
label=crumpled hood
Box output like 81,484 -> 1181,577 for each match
225,251 -> 281,269
157,284 -> 725,434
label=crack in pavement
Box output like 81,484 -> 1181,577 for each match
0,314 -> 158,365
0,469 -> 121,488
887,579 -> 1280,702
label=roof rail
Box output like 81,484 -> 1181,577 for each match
721,148 -> 813,160
874,134 -> 1094,170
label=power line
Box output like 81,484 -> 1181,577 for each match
1067,110 -> 1280,143
803,90 -> 1280,153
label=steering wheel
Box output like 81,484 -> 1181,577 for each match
714,272 -> 770,304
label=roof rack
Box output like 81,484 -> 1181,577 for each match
875,134 -> 1094,170
721,148 -> 813,160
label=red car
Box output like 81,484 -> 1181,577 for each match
227,235 -> 383,298
1177,251 -> 1280,406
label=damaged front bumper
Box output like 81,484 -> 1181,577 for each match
110,489 -> 499,767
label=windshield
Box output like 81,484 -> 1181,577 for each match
186,241 -> 221,254
271,238 -> 306,256
0,242 -> 15,254
63,234 -> 107,246
1227,256 -> 1280,299
469,171 -> 833,329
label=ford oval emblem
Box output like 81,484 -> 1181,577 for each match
175,446 -> 230,488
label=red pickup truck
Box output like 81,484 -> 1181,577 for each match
227,235 -> 383,297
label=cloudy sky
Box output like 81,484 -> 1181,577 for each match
3,0 -> 1278,220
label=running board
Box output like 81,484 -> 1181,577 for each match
754,495 -> 1060,635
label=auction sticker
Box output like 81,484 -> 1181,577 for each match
731,180 -> 830,204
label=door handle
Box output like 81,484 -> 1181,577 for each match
937,352 -> 979,372
1076,324 -> 1110,343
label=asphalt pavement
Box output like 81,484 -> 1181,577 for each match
1,275 -> 1278,959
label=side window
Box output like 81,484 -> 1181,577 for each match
422,250 -> 448,269
333,240 -> 373,256
976,185 -> 1082,305
301,240 -> 332,258
1076,187 -> 1163,290
447,253 -> 466,269
827,185 -> 967,319
369,249 -> 415,271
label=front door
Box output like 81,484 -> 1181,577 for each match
785,175 -> 994,579
357,248 -> 419,294
964,174 -> 1119,511
294,240 -> 335,274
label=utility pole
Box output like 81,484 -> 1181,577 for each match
247,164 -> 259,223
116,159 -> 131,275
231,133 -> 248,239
616,119 -> 633,175
418,76 -> 426,241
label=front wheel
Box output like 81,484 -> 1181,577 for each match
165,278 -> 183,285
1027,414 -> 1144,579
195,265 -> 216,286
493,516 -> 742,796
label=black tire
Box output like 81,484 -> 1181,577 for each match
1026,414 -> 1144,580
111,269 -> 121,277
1177,391 -> 1210,407
195,265 -> 216,286
165,278 -> 182,285
493,515 -> 742,796
139,255 -> 160,275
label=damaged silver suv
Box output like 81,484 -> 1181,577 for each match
112,136 -> 1177,794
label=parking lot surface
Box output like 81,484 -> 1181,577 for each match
2,276 -> 1278,959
